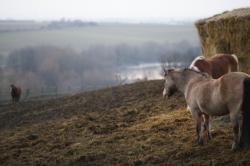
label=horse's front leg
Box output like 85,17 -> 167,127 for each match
191,109 -> 203,145
204,114 -> 212,140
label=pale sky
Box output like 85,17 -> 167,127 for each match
0,0 -> 250,21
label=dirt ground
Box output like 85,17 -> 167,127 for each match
0,80 -> 250,166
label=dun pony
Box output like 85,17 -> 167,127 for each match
163,69 -> 250,151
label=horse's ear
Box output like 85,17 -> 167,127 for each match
162,67 -> 169,77
164,69 -> 175,77
168,69 -> 174,72
163,68 -> 167,77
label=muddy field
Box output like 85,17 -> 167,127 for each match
0,80 -> 250,166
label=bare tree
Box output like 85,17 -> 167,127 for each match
159,54 -> 169,77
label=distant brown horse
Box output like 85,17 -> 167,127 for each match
163,69 -> 250,151
10,84 -> 21,103
189,54 -> 239,79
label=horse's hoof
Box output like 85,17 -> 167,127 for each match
195,139 -> 204,145
208,133 -> 213,140
231,143 -> 239,152
199,140 -> 204,145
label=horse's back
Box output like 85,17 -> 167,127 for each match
215,72 -> 249,108
209,54 -> 239,72
190,53 -> 239,79
221,72 -> 249,82
188,72 -> 249,116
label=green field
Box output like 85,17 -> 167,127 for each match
0,23 -> 199,55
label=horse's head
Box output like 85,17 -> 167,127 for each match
163,68 -> 211,99
163,69 -> 178,99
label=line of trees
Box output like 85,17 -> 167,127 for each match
0,41 -> 200,98
47,19 -> 98,29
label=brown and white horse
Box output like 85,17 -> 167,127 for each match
163,69 -> 250,151
163,54 -> 240,98
189,54 -> 239,79
10,84 -> 21,103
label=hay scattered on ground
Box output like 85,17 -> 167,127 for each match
1,80 -> 250,165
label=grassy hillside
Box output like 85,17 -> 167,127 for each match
0,24 -> 198,54
0,80 -> 250,165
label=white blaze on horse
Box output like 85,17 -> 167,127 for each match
10,84 -> 21,103
189,54 -> 239,79
163,69 -> 250,151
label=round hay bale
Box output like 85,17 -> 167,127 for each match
195,8 -> 250,72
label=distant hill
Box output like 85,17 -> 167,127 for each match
47,20 -> 98,29
0,19 -> 98,32
0,22 -> 198,55
0,80 -> 250,165
0,20 -> 47,32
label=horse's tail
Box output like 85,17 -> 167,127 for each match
240,77 -> 250,148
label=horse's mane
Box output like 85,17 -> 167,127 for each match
165,68 -> 211,79
183,68 -> 211,79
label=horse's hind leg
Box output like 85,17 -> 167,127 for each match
231,121 -> 240,151
228,102 -> 243,151
230,112 -> 242,151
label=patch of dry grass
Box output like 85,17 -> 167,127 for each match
0,80 -> 250,165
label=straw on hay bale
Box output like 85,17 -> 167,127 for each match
195,8 -> 250,72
